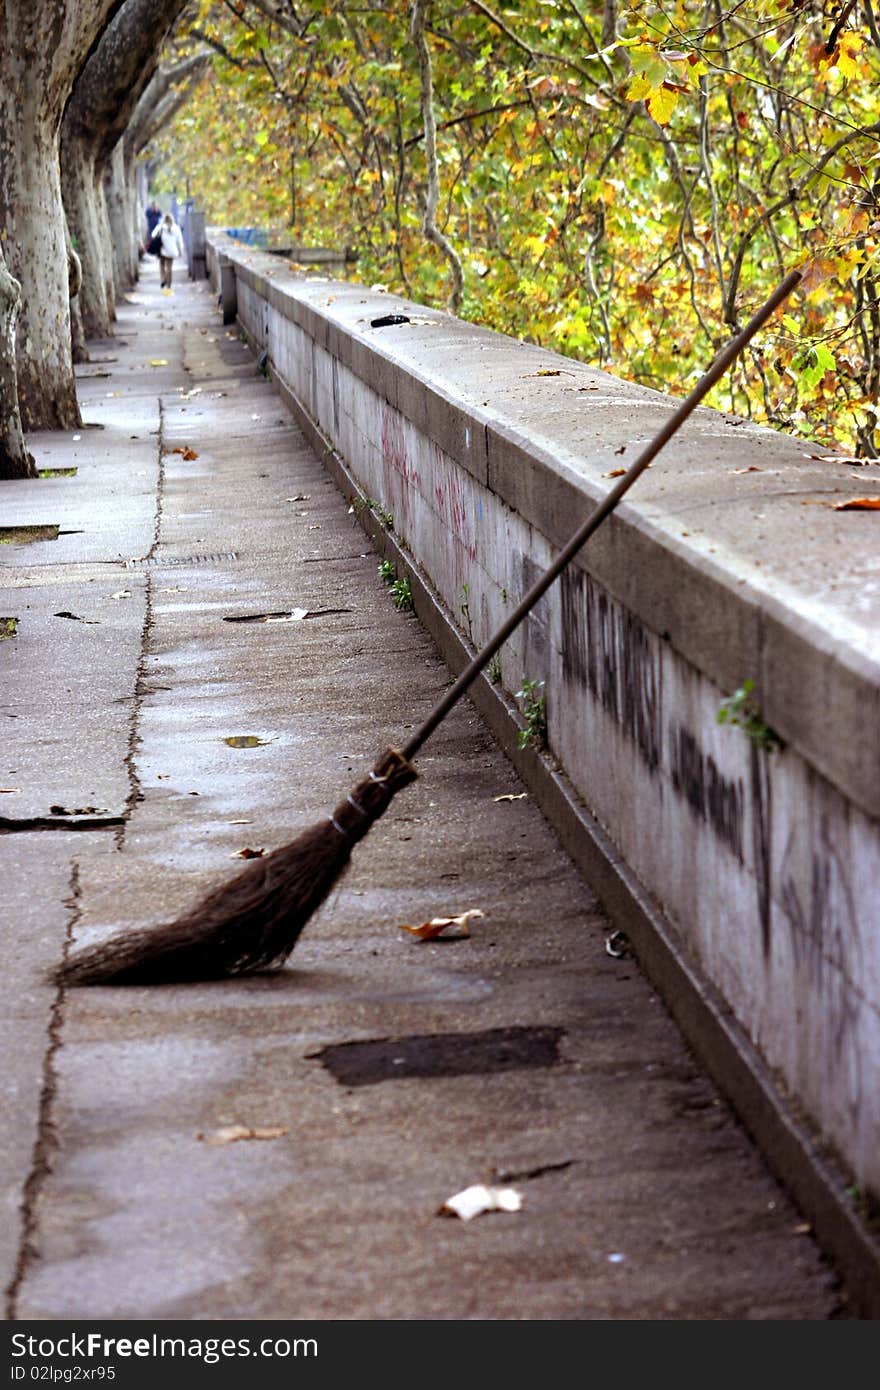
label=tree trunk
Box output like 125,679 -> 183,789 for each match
0,246 -> 36,478
0,0 -> 124,455
66,214 -> 90,363
60,0 -> 191,340
105,142 -> 137,291
61,138 -> 114,338
0,102 -> 82,430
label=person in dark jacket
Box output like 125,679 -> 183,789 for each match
144,201 -> 162,249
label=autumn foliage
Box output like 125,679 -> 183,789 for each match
156,1 -> 880,454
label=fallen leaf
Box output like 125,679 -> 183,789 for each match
149,358 -> 169,367
832,497 -> 880,511
613,445 -> 626,455
603,467 -> 627,478
198,1124 -> 288,1145
172,446 -> 199,460
439,1184 -> 523,1220
730,466 -> 763,474
493,792 -> 528,802
233,846 -> 265,859
223,735 -> 273,747
265,609 -> 309,623
399,908 -> 484,941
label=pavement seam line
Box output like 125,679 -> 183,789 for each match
117,396 -> 166,847
5,862 -> 81,1319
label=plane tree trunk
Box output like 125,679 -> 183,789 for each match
0,0 -> 123,448
0,244 -> 35,478
60,0 -> 190,340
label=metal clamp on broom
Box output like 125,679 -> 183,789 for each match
55,269 -> 802,986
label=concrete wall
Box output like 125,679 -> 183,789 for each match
207,234 -> 880,1213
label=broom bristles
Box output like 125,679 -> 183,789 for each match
54,747 -> 417,986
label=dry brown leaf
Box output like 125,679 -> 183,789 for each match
399,908 -> 484,940
730,466 -> 763,474
832,497 -> 880,511
172,446 -> 199,461
233,846 -> 265,859
493,792 -> 528,802
198,1124 -> 288,1145
603,467 -> 626,478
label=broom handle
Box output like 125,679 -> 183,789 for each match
401,267 -> 803,763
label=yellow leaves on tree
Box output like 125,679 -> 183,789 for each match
809,32 -> 864,81
625,45 -> 690,125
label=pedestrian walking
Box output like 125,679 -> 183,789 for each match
144,200 -> 162,243
154,212 -> 185,289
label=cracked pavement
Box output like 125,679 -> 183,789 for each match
0,261 -> 848,1320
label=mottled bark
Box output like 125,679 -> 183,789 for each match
66,214 -> 90,363
61,0 -> 189,339
105,143 -> 136,292
0,0 -> 124,446
62,139 -> 114,337
0,245 -> 36,478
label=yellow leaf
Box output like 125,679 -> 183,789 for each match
647,85 -> 678,125
398,908 -> 484,941
625,73 -> 653,103
149,358 -> 169,367
837,32 -> 863,78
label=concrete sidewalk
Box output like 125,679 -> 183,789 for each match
0,259 -> 848,1319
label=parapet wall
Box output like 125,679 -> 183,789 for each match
207,232 -> 880,1235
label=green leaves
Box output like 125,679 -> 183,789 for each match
153,0 -> 880,454
794,342 -> 836,393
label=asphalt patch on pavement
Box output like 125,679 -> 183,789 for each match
309,1025 -> 564,1087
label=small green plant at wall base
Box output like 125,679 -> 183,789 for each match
488,655 -> 502,685
0,617 -> 18,639
516,678 -> 547,751
378,559 -> 395,584
460,582 -> 472,640
352,497 -> 393,528
389,575 -> 413,611
716,679 -> 783,753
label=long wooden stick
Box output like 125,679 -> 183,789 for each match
402,267 -> 803,762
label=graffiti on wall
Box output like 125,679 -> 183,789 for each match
561,567 -> 662,774
380,405 -> 419,531
669,723 -> 745,863
780,814 -> 865,1126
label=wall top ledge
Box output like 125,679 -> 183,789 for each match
209,232 -> 880,820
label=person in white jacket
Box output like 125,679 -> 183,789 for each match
155,213 -> 185,289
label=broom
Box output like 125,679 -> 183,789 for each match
55,269 -> 802,986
